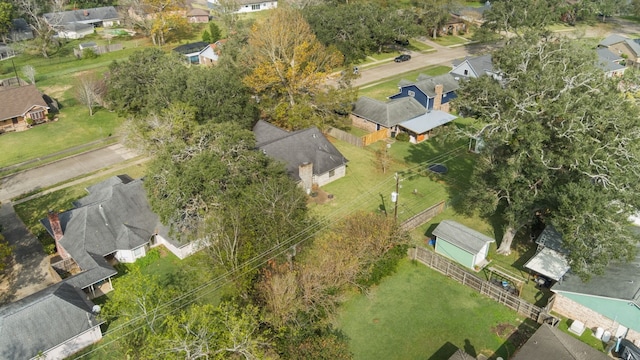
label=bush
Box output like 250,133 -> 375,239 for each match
133,247 -> 160,268
82,48 -> 98,59
395,132 -> 409,142
357,244 -> 409,287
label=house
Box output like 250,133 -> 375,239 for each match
511,324 -> 610,360
441,14 -> 467,36
389,73 -> 459,112
173,41 -> 209,64
598,34 -> 640,67
79,41 -> 98,51
550,241 -> 640,343
186,8 -> 210,23
41,175 -> 205,297
351,96 -> 457,144
596,47 -> 626,77
253,120 -> 348,192
431,220 -> 495,270
198,39 -> 226,65
43,6 -> 120,39
523,225 -> 570,282
57,22 -> 95,39
450,54 -> 500,80
0,84 -> 50,133
207,0 -> 277,13
0,44 -> 16,61
0,282 -> 103,360
448,349 -> 475,360
9,18 -> 34,41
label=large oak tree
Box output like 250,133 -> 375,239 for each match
456,34 -> 640,279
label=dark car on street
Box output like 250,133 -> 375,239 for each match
394,54 -> 411,62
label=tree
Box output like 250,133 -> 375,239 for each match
411,0 -> 460,39
208,21 -> 221,43
75,72 -> 106,116
212,0 -> 239,32
481,0 -> 562,36
22,64 -> 35,84
455,34 -> 640,278
244,6 -> 352,130
0,232 -> 12,272
12,0 -> 64,57
0,1 -> 13,43
120,0 -> 189,45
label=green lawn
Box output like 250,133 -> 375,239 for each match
432,35 -> 470,47
358,65 -> 452,101
336,259 -> 537,360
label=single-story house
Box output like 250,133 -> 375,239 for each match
57,22 -> 95,39
207,0 -> 277,13
79,41 -> 98,51
0,282 -> 103,360
524,225 -> 570,282
186,8 -> 210,23
351,96 -> 457,144
390,73 -> 459,112
44,6 -> 120,29
511,324 -> 610,360
253,120 -> 348,192
10,18 -> 34,41
431,220 -> 495,270
198,39 -> 226,65
42,175 -> 205,297
0,44 -> 16,61
596,47 -> 626,77
0,84 -> 50,133
598,34 -> 640,68
173,41 -> 209,64
441,14 -> 467,36
550,241 -> 640,343
450,54 -> 500,80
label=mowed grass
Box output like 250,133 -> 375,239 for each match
432,35 -> 470,47
336,259 -> 534,360
358,65 -> 452,101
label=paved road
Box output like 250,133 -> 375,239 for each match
0,203 -> 55,305
0,143 -> 139,203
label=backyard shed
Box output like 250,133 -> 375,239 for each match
432,220 -> 495,269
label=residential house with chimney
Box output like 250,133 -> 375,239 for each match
252,120 -> 348,193
43,6 -> 120,39
350,73 -> 459,144
42,175 -> 205,297
0,84 -> 52,133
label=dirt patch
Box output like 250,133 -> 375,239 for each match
307,187 -> 334,205
492,323 -> 517,338
158,246 -> 168,258
41,84 -> 72,99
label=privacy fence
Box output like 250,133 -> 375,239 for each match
411,246 -> 549,322
327,127 -> 388,147
401,200 -> 446,231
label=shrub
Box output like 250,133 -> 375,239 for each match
357,244 -> 409,287
82,48 -> 98,59
134,247 -> 160,268
395,132 -> 409,142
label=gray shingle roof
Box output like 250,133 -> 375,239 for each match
0,84 -> 49,122
41,177 -> 161,289
552,243 -> 640,302
44,6 -> 119,25
0,282 -> 102,359
599,34 -> 640,56
432,220 -> 495,254
411,73 -> 460,97
253,121 -> 347,180
173,42 -> 209,55
451,54 -> 495,78
596,48 -> 626,73
535,225 -> 567,253
511,324 -> 610,360
352,97 -> 426,128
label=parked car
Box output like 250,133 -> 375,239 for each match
394,54 -> 411,62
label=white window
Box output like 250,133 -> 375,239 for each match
408,90 -> 415,97
329,169 -> 335,177
29,110 -> 45,120
133,246 -> 144,257
252,4 -> 260,10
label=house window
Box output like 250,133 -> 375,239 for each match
329,169 -> 335,177
133,246 -> 144,257
252,4 -> 261,10
29,110 -> 45,121
408,90 -> 415,97
463,69 -> 469,76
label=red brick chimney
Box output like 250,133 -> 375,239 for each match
47,211 -> 69,259
433,84 -> 444,111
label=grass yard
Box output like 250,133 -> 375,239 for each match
358,65 -> 452,101
432,35 -> 470,47
336,259 -> 537,360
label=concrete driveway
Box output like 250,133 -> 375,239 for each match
0,203 -> 56,305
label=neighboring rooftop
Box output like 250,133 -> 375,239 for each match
398,73 -> 460,97
352,97 -> 426,128
0,84 -> 49,122
43,6 -> 119,25
451,54 -> 496,78
0,282 -> 101,359
173,41 -> 209,55
511,324 -> 610,360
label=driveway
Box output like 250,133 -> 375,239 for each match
0,203 -> 56,305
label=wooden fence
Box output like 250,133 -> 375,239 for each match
74,43 -> 124,58
411,246 -> 544,321
401,200 -> 446,231
362,129 -> 388,146
327,127 -> 363,147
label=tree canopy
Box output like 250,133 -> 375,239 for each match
456,34 -> 640,279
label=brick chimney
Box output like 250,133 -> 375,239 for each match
47,211 -> 68,259
433,84 -> 444,111
298,162 -> 314,194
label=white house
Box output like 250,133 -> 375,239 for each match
207,0 -> 277,13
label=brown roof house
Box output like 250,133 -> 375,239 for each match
0,84 -> 51,133
186,8 -> 210,23
253,120 -> 348,194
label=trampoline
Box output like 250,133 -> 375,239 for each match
428,164 -> 448,174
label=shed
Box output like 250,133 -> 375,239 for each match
432,220 -> 495,269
